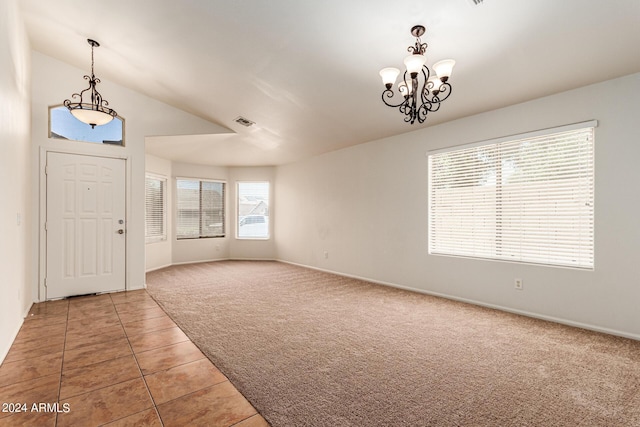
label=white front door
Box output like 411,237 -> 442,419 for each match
46,152 -> 126,299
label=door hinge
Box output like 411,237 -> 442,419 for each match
44,278 -> 47,288
45,222 -> 47,231
45,165 -> 48,175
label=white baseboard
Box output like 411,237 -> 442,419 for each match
150,257 -> 276,273
169,258 -> 229,267
279,260 -> 640,342
145,263 -> 174,273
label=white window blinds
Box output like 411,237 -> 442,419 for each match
176,179 -> 225,239
428,123 -> 595,269
145,175 -> 166,242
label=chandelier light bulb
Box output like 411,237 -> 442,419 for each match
379,67 -> 400,89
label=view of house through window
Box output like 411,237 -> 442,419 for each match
237,182 -> 270,239
145,174 -> 167,243
428,122 -> 595,269
176,179 -> 225,239
49,105 -> 124,145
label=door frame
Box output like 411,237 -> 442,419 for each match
38,147 -> 132,301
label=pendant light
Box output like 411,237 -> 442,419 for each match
63,39 -> 117,129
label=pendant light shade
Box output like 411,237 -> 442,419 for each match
70,107 -> 115,127
433,59 -> 456,82
403,54 -> 427,76
379,67 -> 400,89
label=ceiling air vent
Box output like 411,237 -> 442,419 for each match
234,116 -> 255,127
468,0 -> 484,5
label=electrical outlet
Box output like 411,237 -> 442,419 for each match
324,251 -> 329,259
514,278 -> 523,290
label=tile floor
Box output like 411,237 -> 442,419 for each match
0,290 -> 269,426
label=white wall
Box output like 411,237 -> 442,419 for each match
144,161 -> 277,270
145,154 -> 173,271
275,73 -> 640,339
30,51 -> 228,298
0,0 -> 31,362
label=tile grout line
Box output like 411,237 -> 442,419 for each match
55,355 -> 141,401
145,289 -> 269,427
7,292 -> 269,427
54,298 -> 71,427
58,295 -> 155,426
112,292 -> 165,427
119,291 -> 246,424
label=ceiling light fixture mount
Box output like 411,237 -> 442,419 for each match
379,25 -> 455,125
64,39 -> 117,129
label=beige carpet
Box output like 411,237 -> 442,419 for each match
145,260 -> 640,427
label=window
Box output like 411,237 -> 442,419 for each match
237,182 -> 270,239
428,122 -> 595,269
145,174 -> 167,243
176,179 -> 225,239
49,105 -> 125,145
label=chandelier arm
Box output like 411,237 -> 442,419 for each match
64,75 -> 116,114
416,103 -> 429,123
91,80 -> 100,109
407,98 -> 419,125
381,90 -> 409,108
419,67 -> 431,104
422,66 -> 431,84
423,100 -> 440,113
77,76 -> 95,105
434,82 -> 453,103
398,102 -> 414,123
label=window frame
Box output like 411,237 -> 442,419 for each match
175,177 -> 226,240
145,173 -> 167,244
428,121 -> 596,270
236,181 -> 270,240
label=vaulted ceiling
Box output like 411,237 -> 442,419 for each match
19,0 -> 640,166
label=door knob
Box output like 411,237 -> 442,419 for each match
117,229 -> 124,234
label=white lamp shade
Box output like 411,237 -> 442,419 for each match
379,67 -> 400,86
71,108 -> 114,126
404,54 -> 427,75
428,76 -> 442,92
433,59 -> 455,80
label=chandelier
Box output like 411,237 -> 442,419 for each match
64,39 -> 117,129
379,25 -> 455,124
